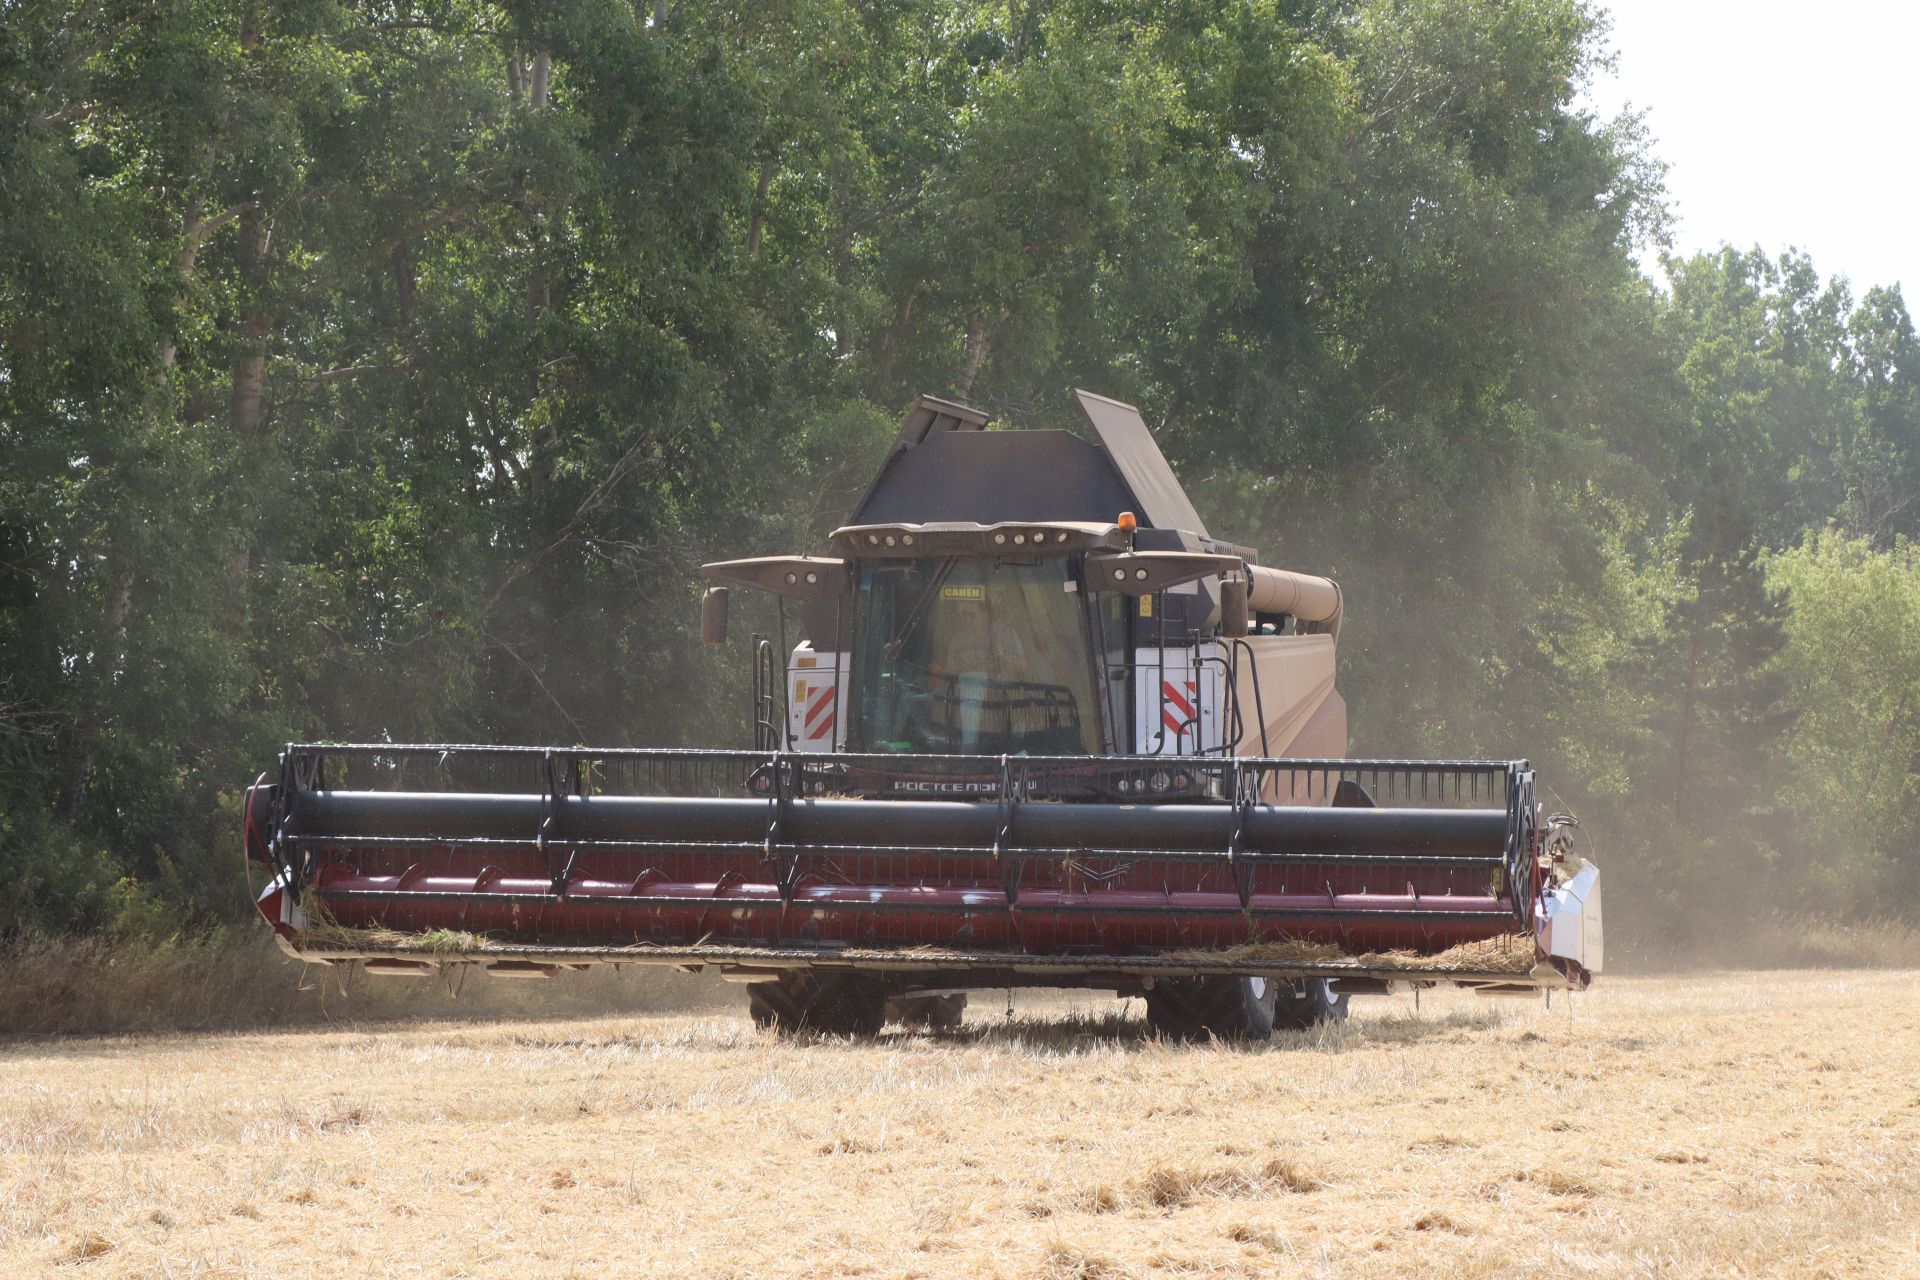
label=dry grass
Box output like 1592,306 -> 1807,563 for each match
1177,932 -> 1539,973
1751,914 -> 1920,969
1627,913 -> 1920,973
288,924 -> 1543,979
0,933 -> 725,1036
5,971 -> 1920,1277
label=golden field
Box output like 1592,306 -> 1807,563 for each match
3,969 -> 1918,1279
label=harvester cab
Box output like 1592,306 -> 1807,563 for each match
243,390 -> 1603,1040
701,391 -> 1347,791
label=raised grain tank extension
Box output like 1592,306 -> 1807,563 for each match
244,391 -> 1601,1039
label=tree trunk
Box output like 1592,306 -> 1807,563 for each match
529,50 -> 550,110
1673,599 -> 1701,825
523,47 -> 555,502
228,205 -> 272,577
867,281 -> 919,400
159,193 -> 208,372
746,157 -> 776,256
391,241 -> 415,321
229,207 -> 272,446
956,311 -> 991,398
56,561 -> 134,820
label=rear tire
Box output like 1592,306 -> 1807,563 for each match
1271,978 -> 1350,1030
748,972 -> 888,1037
885,993 -> 967,1031
1145,976 -> 1276,1042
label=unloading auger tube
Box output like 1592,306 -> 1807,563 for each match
245,746 -> 1601,993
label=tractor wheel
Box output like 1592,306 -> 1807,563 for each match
1144,983 -> 1189,1040
886,993 -> 967,1032
747,975 -> 806,1030
1145,976 -> 1276,1042
1144,980 -> 1197,1040
1271,978 -> 1350,1031
748,972 -> 889,1037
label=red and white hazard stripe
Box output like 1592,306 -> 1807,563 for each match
1161,679 -> 1198,739
801,683 -> 837,742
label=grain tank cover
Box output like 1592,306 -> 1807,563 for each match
847,390 -> 1208,534
1070,390 -> 1210,539
850,430 -> 1133,525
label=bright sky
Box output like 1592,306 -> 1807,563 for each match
1581,0 -> 1920,301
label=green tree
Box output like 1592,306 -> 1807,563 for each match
5,0 -> 1918,944
1768,530 -> 1920,910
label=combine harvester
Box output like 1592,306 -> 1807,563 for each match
244,391 -> 1601,1038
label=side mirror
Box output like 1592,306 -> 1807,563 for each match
1220,576 -> 1249,638
701,586 -> 730,645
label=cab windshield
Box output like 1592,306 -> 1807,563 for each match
851,557 -> 1101,754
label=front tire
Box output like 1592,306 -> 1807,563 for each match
1271,978 -> 1350,1030
1145,976 -> 1277,1042
748,972 -> 888,1037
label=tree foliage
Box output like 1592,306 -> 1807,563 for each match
2,0 -> 1916,942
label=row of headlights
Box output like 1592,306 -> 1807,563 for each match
991,529 -> 1072,547
1115,770 -> 1194,794
855,528 -> 1076,549
747,772 -> 841,796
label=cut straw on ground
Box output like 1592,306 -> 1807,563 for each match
1167,933 -> 1539,973
288,925 -> 1543,975
5,972 -> 1919,1279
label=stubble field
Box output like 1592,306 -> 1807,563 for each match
3,969 -> 1918,1279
